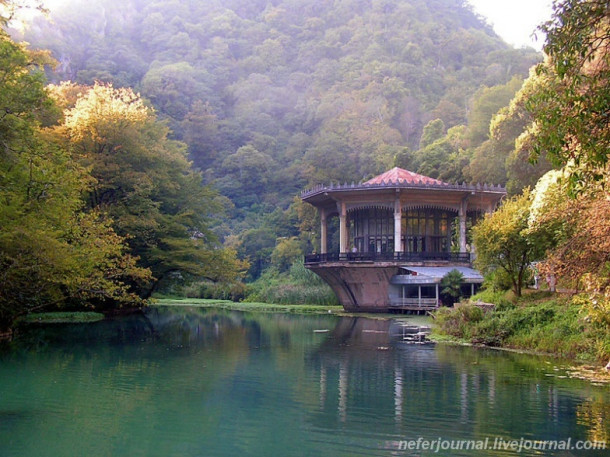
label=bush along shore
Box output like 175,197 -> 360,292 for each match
433,289 -> 610,368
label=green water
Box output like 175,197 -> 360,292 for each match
1,306 -> 608,457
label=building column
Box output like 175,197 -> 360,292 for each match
320,210 -> 327,254
394,195 -> 402,254
459,198 -> 468,253
339,202 -> 348,254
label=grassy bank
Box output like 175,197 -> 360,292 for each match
153,298 -> 408,320
18,312 -> 105,325
434,289 -> 610,364
155,298 -> 344,315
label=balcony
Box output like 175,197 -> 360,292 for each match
304,251 -> 471,264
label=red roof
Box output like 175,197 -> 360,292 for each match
364,167 -> 446,186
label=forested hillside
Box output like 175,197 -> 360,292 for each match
18,0 -> 542,280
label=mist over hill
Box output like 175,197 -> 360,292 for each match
18,0 -> 542,278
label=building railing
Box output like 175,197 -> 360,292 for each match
301,180 -> 506,199
304,251 -> 471,264
389,297 -> 439,310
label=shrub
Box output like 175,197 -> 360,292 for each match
183,280 -> 248,301
470,288 -> 513,309
434,304 -> 483,339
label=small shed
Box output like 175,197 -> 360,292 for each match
389,266 -> 484,310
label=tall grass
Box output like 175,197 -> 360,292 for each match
245,260 -> 339,306
434,290 -> 609,363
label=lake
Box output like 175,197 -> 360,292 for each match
1,306 -> 608,456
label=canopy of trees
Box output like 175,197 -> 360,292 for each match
0,5 -> 246,331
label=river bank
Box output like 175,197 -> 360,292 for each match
433,289 -> 610,378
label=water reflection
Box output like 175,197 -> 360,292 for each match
0,306 -> 608,457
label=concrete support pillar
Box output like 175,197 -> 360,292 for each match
394,195 -> 402,254
435,283 -> 439,305
320,210 -> 327,254
339,202 -> 348,254
459,198 -> 468,253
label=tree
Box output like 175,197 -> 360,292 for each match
466,69 -> 554,193
181,100 -> 221,171
0,0 -> 44,25
473,190 -> 544,297
271,237 -> 302,273
54,82 -> 245,296
529,170 -> 610,325
465,76 -> 523,145
239,227 -> 277,280
0,31 -> 148,334
413,125 -> 469,183
419,118 -> 445,149
440,269 -> 464,306
528,0 -> 610,195
141,61 -> 215,120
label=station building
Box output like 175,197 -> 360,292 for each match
301,167 -> 506,312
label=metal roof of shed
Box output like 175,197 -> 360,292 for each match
392,266 -> 484,284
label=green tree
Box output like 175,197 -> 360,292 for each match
440,269 -> 465,306
473,190 -> 544,297
141,62 -> 215,121
465,76 -> 523,145
239,227 -> 277,280
466,70 -> 553,192
413,125 -> 469,183
0,31 -> 147,333
419,118 -> 445,149
528,0 -> 610,195
270,237 -> 302,273
55,82 -> 244,296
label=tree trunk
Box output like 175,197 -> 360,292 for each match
0,327 -> 13,342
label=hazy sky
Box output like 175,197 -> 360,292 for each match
468,0 -> 554,50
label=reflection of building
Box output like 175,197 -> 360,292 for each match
301,167 -> 505,312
